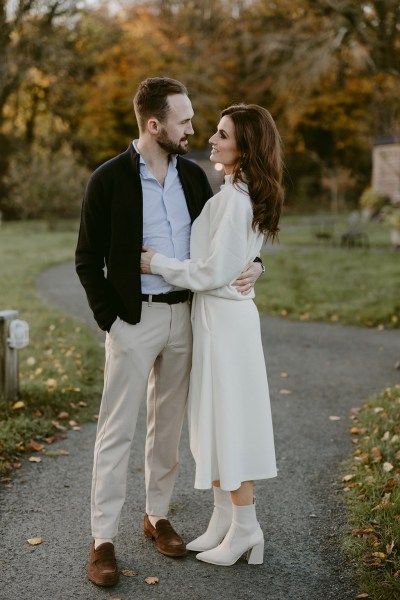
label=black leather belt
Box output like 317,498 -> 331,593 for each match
141,290 -> 190,304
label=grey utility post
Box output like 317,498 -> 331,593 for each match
0,310 -> 29,401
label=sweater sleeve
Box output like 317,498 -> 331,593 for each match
75,171 -> 119,331
150,189 -> 252,292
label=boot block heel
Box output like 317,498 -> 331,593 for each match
247,539 -> 264,564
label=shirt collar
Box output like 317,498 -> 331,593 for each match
132,140 -> 178,168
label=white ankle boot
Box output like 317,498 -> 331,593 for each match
196,503 -> 264,566
186,487 -> 232,552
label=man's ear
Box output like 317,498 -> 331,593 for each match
147,118 -> 159,135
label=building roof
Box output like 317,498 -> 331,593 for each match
373,135 -> 400,146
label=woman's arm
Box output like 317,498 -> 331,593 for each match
141,192 -> 254,292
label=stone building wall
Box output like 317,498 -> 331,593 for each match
372,141 -> 400,203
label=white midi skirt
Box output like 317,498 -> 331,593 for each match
188,293 -> 277,491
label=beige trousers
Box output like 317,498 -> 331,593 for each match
91,300 -> 192,539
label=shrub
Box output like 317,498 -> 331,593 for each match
4,144 -> 88,229
359,187 -> 387,216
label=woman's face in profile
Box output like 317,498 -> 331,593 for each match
209,116 -> 240,174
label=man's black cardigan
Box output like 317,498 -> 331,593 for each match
75,144 -> 213,332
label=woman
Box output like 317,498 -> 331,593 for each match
141,104 -> 284,566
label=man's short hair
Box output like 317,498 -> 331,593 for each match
133,77 -> 188,132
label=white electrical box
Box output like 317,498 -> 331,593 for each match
8,319 -> 29,350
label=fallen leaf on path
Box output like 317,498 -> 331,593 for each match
350,407 -> 360,417
12,401 -> 25,411
45,378 -> 57,388
369,535 -> 380,547
371,447 -> 382,463
352,528 -> 374,537
10,463 -> 22,469
58,449 -> 70,456
279,389 -> 292,395
386,541 -> 395,555
43,434 -> 66,444
371,552 -> 386,559
27,537 -> 42,545
355,453 -> 370,465
355,594 -> 369,599
26,440 -> 44,452
383,462 -> 393,472
144,576 -> 159,585
121,569 -> 137,577
329,416 -> 341,421
64,385 -> 81,393
342,474 -> 356,482
362,553 -> 383,566
280,372 -> 289,378
372,492 -> 391,510
51,420 -> 67,432
384,479 -> 396,491
43,436 -> 56,445
28,456 -> 42,463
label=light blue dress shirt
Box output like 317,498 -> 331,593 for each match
133,141 -> 191,294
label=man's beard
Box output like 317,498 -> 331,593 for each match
156,127 -> 189,155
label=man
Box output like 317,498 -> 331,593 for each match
75,77 -> 263,587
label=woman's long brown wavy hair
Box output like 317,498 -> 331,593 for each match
221,104 -> 284,240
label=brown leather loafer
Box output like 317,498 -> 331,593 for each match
87,541 -> 119,587
144,514 -> 187,558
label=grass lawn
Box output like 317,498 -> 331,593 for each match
341,385 -> 400,600
256,216 -> 400,329
0,220 -> 103,476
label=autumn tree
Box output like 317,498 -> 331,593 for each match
0,0 -> 86,215
247,0 -> 400,207
0,1 -> 127,219
2,0 -> 398,216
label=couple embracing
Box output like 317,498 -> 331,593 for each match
75,76 -> 284,586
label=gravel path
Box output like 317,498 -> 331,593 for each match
1,262 -> 399,600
